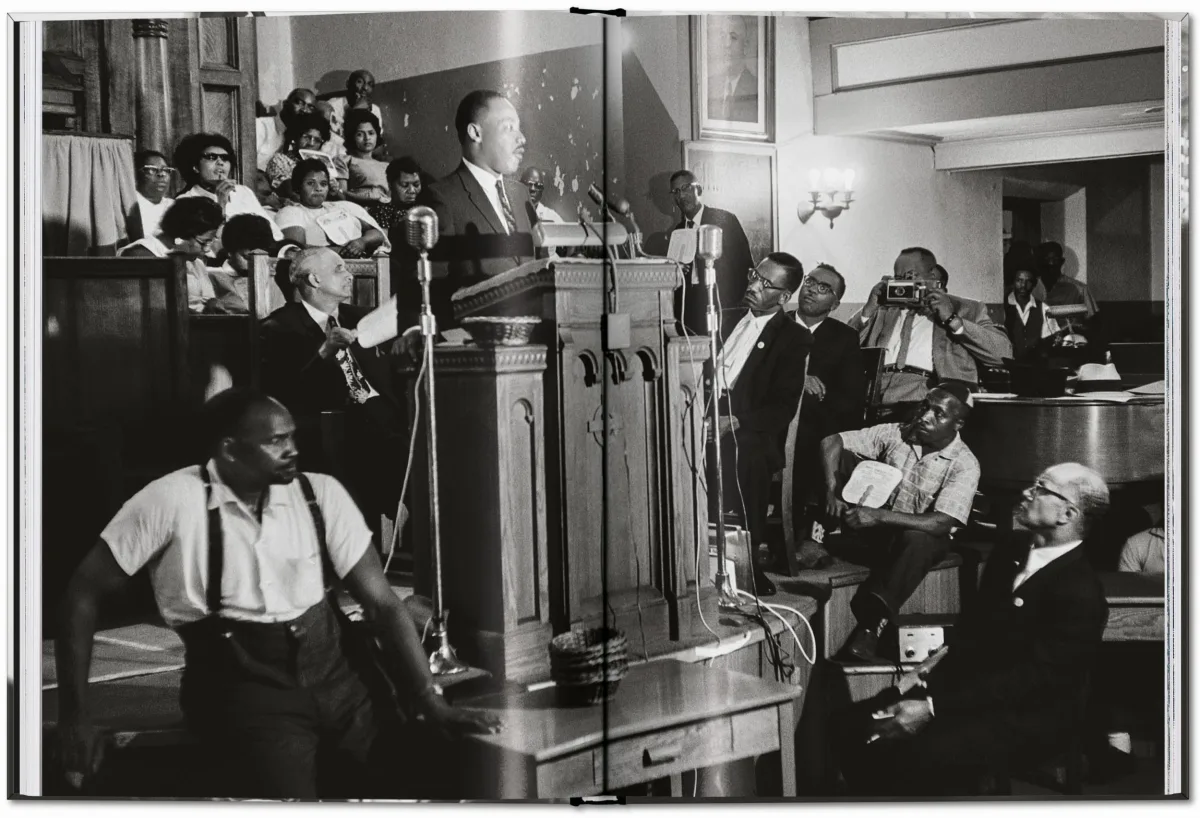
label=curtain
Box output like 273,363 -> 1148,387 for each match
43,133 -> 138,256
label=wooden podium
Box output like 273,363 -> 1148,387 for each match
404,259 -> 716,683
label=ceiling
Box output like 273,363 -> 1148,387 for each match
868,100 -> 1165,144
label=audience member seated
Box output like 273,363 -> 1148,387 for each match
1005,265 -> 1063,361
520,166 -> 564,225
1118,526 -> 1165,575
276,159 -> 390,258
313,100 -> 350,162
820,382 -> 980,662
206,213 -> 280,314
368,156 -> 425,233
1034,241 -> 1098,319
850,247 -> 1011,423
326,69 -> 384,142
264,112 -> 341,202
787,263 -> 865,569
255,87 -> 316,171
342,110 -> 391,208
54,387 -> 498,799
834,463 -> 1110,797
126,149 -> 175,242
174,133 -> 283,252
711,252 -> 812,596
117,197 -> 224,313
260,248 -> 405,525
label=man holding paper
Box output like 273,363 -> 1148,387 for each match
819,381 -> 980,662
261,248 -> 404,526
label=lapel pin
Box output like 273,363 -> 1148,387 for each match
756,341 -> 765,349
1013,597 -> 1024,608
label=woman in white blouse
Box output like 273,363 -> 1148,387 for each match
275,158 -> 389,258
173,132 -> 284,252
117,197 -> 224,313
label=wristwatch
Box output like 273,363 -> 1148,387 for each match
945,313 -> 964,333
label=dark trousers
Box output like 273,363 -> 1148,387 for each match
177,601 -> 448,799
831,451 -> 951,622
708,431 -> 772,548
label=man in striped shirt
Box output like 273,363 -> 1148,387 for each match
820,382 -> 980,662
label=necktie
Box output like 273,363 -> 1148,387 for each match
683,219 -> 697,284
496,179 -> 517,234
686,218 -> 695,229
895,309 -> 917,369
328,315 -> 372,404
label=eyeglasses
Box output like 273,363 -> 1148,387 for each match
1026,480 -> 1076,506
747,268 -> 790,292
801,278 -> 836,296
141,166 -> 174,177
670,183 -> 699,197
200,152 -> 231,163
525,182 -> 545,190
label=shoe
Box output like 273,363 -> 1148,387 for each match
845,618 -> 888,663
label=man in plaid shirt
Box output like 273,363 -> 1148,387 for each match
820,382 -> 980,661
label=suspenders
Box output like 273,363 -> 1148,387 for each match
199,466 -> 330,617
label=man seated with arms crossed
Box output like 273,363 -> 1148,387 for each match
55,389 -> 499,799
820,382 -> 980,661
852,247 -> 1011,423
835,463 -> 1110,796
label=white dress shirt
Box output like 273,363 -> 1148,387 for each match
883,310 -> 935,371
136,192 -> 173,239
717,310 -> 774,394
796,316 -> 825,335
1007,292 -> 1060,337
1013,539 -> 1083,590
463,158 -> 511,233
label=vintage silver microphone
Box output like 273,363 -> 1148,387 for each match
404,206 -> 469,676
588,183 -> 642,258
696,224 -> 739,612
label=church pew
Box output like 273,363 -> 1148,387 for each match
249,251 -> 391,317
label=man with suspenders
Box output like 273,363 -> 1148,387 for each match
55,388 -> 499,798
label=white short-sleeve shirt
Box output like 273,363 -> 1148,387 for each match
100,461 -> 372,628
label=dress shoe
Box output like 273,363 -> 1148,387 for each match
844,618 -> 889,663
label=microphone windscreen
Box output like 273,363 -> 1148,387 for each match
696,224 -> 723,261
404,205 -> 439,251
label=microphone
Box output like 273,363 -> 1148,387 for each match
404,205 -> 439,252
587,182 -> 631,217
696,224 -> 723,262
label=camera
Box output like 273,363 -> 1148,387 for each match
883,278 -> 940,306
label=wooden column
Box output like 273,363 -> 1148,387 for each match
132,19 -> 173,157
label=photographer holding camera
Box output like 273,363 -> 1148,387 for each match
853,247 -> 1011,422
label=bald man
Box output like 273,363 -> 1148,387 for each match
837,462 -> 1110,796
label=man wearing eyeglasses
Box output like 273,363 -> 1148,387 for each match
669,169 -> 754,336
520,166 -> 565,258
852,247 -> 1010,422
126,149 -> 176,243
786,264 -> 865,569
710,253 -> 811,596
836,463 -> 1109,796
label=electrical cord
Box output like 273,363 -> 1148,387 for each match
382,347 -> 428,576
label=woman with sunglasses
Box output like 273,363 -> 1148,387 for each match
117,197 -> 225,313
174,132 -> 284,253
127,149 -> 175,242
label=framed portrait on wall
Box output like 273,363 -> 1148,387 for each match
691,15 -> 775,142
683,140 -> 778,265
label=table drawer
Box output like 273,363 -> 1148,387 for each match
599,707 -> 779,793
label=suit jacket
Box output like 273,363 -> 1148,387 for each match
855,296 -> 1012,393
677,206 -> 754,336
709,67 -> 758,123
724,309 -> 811,473
794,315 -> 865,438
260,301 -> 398,418
924,532 -> 1107,735
392,162 -> 536,332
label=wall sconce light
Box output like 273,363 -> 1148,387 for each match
798,167 -> 855,228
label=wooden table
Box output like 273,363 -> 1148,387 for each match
460,659 -> 802,799
1100,571 -> 1165,642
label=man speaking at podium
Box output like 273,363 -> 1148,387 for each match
393,89 -> 535,349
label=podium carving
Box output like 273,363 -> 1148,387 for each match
404,259 -> 715,682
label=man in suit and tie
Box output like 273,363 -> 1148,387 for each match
707,15 -> 758,123
786,263 -> 865,568
261,248 -> 404,526
852,247 -> 1011,423
835,463 -> 1110,796
711,252 -> 811,596
671,169 -> 754,337
393,89 -> 535,346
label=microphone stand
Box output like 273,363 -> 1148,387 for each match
415,245 -> 469,676
701,253 -> 741,613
